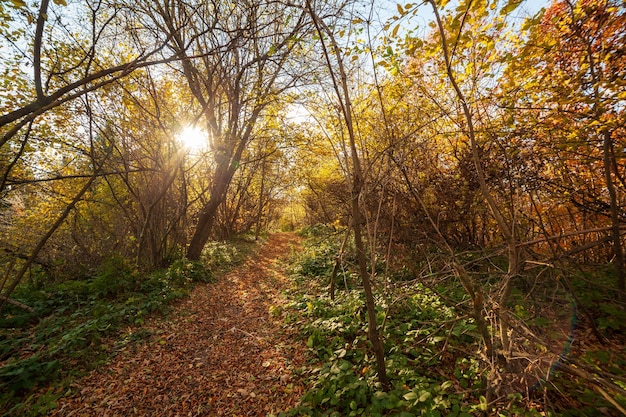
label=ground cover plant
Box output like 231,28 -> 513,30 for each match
278,226 -> 626,416
0,238 -> 253,416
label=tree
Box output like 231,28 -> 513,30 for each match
0,0 -> 177,150
97,70 -> 197,268
0,0 -> 189,306
215,111 -> 292,239
305,0 -> 390,390
504,0 -> 626,299
135,0 -> 311,259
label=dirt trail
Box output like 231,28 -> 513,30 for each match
51,233 -> 306,416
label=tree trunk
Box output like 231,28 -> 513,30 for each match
305,0 -> 390,389
187,163 -> 233,260
602,128 -> 626,301
430,0 -> 517,361
255,161 -> 266,241
329,227 -> 351,300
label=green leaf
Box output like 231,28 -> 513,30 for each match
418,390 -> 431,402
373,391 -> 388,400
403,391 -> 418,401
11,0 -> 27,8
500,0 -> 522,15
478,395 -> 488,410
53,0 -> 68,5
441,380 -> 453,390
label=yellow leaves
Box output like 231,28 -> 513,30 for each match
11,0 -> 68,8
464,61 -> 474,77
391,23 -> 401,38
500,0 -> 523,16
393,2 -> 417,19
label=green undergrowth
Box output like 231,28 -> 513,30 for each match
570,265 -> 626,333
279,226 -> 494,417
280,289 -> 489,417
280,226 -> 626,416
0,238 -> 254,416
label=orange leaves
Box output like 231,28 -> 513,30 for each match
48,234 -> 306,417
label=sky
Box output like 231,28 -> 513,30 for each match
368,0 -> 550,38
287,0 -> 552,122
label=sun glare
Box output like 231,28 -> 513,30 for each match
286,103 -> 311,124
178,125 -> 207,151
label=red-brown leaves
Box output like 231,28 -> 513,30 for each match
50,233 -> 306,416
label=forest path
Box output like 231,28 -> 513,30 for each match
52,233 -> 306,417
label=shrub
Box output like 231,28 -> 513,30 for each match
167,259 -> 213,284
280,233 -> 482,416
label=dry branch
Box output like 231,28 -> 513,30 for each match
0,295 -> 35,313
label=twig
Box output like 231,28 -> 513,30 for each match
549,359 -> 626,398
0,295 -> 35,313
594,385 -> 626,416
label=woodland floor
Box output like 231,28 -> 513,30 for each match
50,233 -> 306,417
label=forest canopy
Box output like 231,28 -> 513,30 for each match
1,0 -> 625,415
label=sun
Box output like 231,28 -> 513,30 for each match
178,125 -> 207,151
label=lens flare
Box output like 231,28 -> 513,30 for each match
178,125 -> 206,151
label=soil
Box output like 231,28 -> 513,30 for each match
50,233 -> 306,417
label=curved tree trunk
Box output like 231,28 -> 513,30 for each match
429,1 -> 518,364
602,129 -> 626,301
187,164 -> 233,260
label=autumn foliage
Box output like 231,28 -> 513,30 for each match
1,0 -> 625,415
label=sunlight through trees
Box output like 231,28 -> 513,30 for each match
1,0 -> 625,415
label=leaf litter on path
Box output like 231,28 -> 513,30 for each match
50,233 -> 306,417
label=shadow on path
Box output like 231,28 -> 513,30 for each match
51,233 -> 305,417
